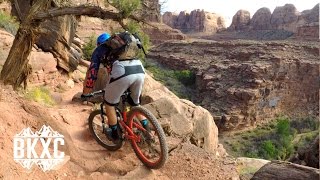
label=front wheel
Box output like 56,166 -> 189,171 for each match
88,110 -> 123,151
127,106 -> 168,169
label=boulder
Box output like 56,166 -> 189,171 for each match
144,97 -> 219,153
236,157 -> 270,180
252,161 -> 320,180
229,10 -> 251,31
251,7 -> 272,30
290,135 -> 319,168
28,48 -> 57,73
142,73 -> 177,103
142,73 -> 219,153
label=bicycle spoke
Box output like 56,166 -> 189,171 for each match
88,110 -> 123,151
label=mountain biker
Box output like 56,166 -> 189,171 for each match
81,32 -> 148,143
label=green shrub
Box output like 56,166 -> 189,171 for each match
174,70 -> 196,86
82,34 -> 97,60
261,140 -> 277,159
108,0 -> 141,17
291,116 -> 319,133
224,115 -> 298,160
276,117 -> 290,136
145,63 -> 196,100
0,10 -> 19,35
25,86 -> 55,106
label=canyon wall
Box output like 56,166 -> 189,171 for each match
148,40 -> 319,131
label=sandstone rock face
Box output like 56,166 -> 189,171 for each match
143,74 -> 219,153
149,40 -> 319,131
270,4 -> 300,31
27,49 -> 60,86
36,15 -> 81,72
162,9 -> 226,34
229,10 -> 251,31
0,30 -> 14,65
251,8 -> 272,30
296,24 -> 319,39
0,1 -> 11,13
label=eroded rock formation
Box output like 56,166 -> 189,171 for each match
228,10 -> 251,31
295,4 -> 320,39
270,4 -> 300,31
251,8 -> 272,30
162,9 -> 226,34
148,40 -> 319,131
227,3 -> 319,39
141,0 -> 161,22
143,22 -> 186,44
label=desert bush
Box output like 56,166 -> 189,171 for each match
260,140 -> 277,159
0,10 -> 19,35
107,0 -> 141,17
276,117 -> 291,136
290,116 -> 319,133
146,63 -> 196,100
174,70 -> 196,86
25,86 -> 55,106
225,116 -> 297,160
82,34 -> 97,60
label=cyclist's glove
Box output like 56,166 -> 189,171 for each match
81,94 -> 92,101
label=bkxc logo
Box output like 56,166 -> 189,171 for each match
13,125 -> 65,172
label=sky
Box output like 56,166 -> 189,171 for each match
159,0 -> 319,26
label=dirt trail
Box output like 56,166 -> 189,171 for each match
0,82 -> 239,179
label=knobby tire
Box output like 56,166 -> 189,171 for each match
127,106 -> 168,169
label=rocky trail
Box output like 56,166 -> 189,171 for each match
0,81 -> 240,180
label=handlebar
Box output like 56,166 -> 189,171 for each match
81,89 -> 130,101
82,90 -> 105,98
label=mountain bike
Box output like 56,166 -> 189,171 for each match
83,90 -> 168,169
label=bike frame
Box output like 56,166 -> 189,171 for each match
99,92 -> 146,142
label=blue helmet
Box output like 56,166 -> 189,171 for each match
97,33 -> 110,45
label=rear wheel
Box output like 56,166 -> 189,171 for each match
127,106 -> 168,169
88,110 -> 123,151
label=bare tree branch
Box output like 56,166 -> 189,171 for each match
34,5 -> 120,20
33,5 -> 157,29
